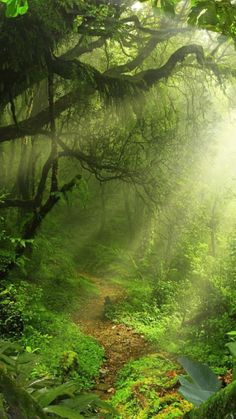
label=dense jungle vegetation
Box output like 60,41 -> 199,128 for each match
1,0 -> 236,417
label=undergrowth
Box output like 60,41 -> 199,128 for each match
105,275 -> 234,373
111,354 -> 192,418
1,230 -> 105,391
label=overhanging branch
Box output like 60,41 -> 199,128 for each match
0,44 -> 209,143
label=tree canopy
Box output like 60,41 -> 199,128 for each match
1,0 -> 236,250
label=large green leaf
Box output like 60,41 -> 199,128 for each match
226,341 -> 236,358
0,0 -> 28,17
44,405 -> 84,419
62,394 -> 117,416
62,394 -> 101,410
28,378 -> 54,391
35,382 -> 77,408
0,353 -> 16,367
178,357 -> 221,392
178,357 -> 221,406
179,376 -> 216,406
91,398 -> 117,415
0,341 -> 21,355
16,352 -> 34,365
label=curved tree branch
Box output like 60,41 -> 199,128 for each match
61,36 -> 108,60
0,44 -> 207,143
104,28 -> 191,76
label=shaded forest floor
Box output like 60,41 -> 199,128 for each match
74,275 -> 154,398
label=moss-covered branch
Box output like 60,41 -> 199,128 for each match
0,44 -> 207,143
104,28 -> 191,77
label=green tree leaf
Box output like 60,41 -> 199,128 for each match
226,342 -> 236,358
178,357 -> 221,392
36,382 -> 77,408
44,405 -> 83,418
178,357 -> 221,406
0,0 -> 28,17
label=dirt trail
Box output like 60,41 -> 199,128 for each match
74,274 -> 153,397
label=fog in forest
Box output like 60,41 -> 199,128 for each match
1,0 -> 236,417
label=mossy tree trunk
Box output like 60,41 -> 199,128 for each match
184,381 -> 236,418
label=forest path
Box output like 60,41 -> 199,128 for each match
74,274 -> 153,398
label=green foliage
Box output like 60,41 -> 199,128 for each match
178,357 -> 221,406
111,354 -> 192,418
75,243 -> 127,275
23,315 -> 104,389
0,230 -> 104,389
0,275 -> 104,390
0,213 -> 34,274
59,351 -> 80,381
188,0 -> 236,40
0,284 -> 23,338
226,341 -> 236,358
105,270 -> 235,370
0,341 -> 112,418
152,0 -> 179,16
27,234 -> 86,312
226,331 -> 236,380
0,340 -> 33,381
0,216 -> 16,273
0,0 -> 28,17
